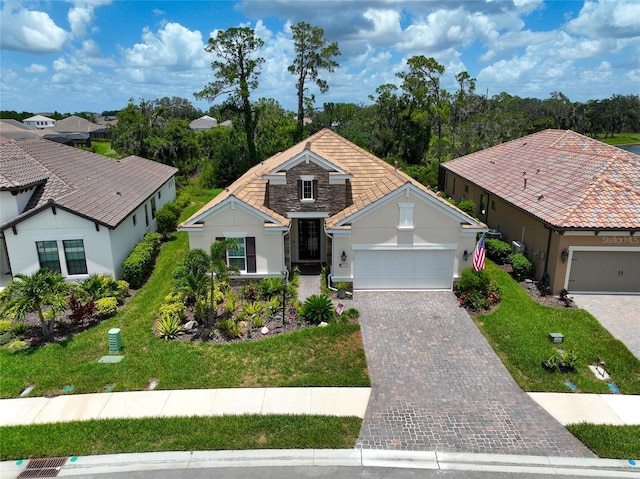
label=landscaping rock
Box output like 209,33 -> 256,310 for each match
183,320 -> 197,331
261,326 -> 269,335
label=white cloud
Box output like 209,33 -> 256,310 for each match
0,3 -> 68,53
25,63 -> 47,73
567,1 -> 640,38
122,22 -> 208,77
67,0 -> 111,38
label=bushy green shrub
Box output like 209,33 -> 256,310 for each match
116,280 -> 130,301
453,268 -> 502,311
509,253 -> 533,281
122,232 -> 163,288
301,295 -> 335,324
175,192 -> 191,209
484,239 -> 511,264
159,301 -> 186,323
457,200 -> 477,218
153,315 -> 184,340
7,340 -> 28,352
82,274 -> 125,302
11,322 -> 27,335
94,297 -> 118,319
259,276 -> 282,300
0,319 -> 12,334
155,203 -> 179,237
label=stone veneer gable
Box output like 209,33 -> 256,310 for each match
267,162 -> 351,216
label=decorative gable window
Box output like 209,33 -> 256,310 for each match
297,176 -> 318,202
398,203 -> 415,229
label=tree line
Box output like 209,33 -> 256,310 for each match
2,22 -> 638,191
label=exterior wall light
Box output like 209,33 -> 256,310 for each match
463,250 -> 469,261
561,249 -> 569,263
341,251 -> 347,262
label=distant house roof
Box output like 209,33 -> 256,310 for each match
189,115 -> 218,131
23,115 -> 55,124
51,115 -> 104,134
0,137 -> 178,230
181,128 -> 475,231
441,129 -> 640,230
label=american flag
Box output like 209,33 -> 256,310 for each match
472,234 -> 486,272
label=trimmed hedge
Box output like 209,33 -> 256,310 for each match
121,232 -> 163,288
485,238 -> 511,264
509,253 -> 533,281
94,297 -> 118,319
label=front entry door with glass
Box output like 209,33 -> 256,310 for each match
298,219 -> 321,261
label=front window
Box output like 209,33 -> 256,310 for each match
227,238 -> 246,271
302,180 -> 313,200
151,197 -> 157,219
36,241 -> 61,273
63,239 -> 88,275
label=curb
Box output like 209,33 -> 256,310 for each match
2,449 -> 639,478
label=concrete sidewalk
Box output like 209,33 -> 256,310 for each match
1,388 -> 639,428
0,387 -> 371,426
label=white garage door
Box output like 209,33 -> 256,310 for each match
568,250 -> 640,293
354,249 -> 454,290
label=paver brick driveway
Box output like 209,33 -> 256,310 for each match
351,291 -> 593,457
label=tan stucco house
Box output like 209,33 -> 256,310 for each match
440,129 -> 640,294
1,135 -> 177,286
179,129 -> 486,290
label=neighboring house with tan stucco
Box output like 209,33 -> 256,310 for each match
0,135 -> 177,286
440,129 -> 640,294
179,128 -> 486,290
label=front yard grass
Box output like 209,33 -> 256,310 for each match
567,424 -> 640,459
598,133 -> 640,145
474,262 -> 640,394
0,230 -> 369,397
0,415 -> 362,460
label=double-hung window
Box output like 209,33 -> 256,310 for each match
36,241 -> 61,273
63,239 -> 88,275
227,238 -> 246,272
298,176 -> 317,202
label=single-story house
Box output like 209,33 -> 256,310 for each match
0,120 -> 74,146
51,115 -> 108,140
440,129 -> 640,294
179,128 -> 486,290
0,136 -> 178,286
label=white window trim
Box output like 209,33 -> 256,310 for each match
300,175 -> 315,202
227,237 -> 247,273
398,203 -> 415,230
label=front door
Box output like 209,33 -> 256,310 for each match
298,219 -> 321,261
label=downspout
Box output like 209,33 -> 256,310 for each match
282,222 -> 292,273
323,223 -> 353,297
544,226 -> 552,276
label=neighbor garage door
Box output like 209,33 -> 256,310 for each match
568,250 -> 640,293
353,249 -> 454,290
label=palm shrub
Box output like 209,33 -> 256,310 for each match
223,290 -> 239,317
217,318 -> 242,339
453,268 -> 502,311
0,268 -> 70,337
509,253 -> 533,281
301,294 -> 335,324
259,276 -> 282,300
484,239 -> 511,264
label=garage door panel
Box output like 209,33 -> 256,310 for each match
354,249 -> 453,290
569,251 -> 640,293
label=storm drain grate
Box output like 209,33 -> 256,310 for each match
18,457 -> 67,478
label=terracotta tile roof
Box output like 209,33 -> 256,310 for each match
441,129 -> 640,229
183,128 -> 473,229
1,138 -> 177,229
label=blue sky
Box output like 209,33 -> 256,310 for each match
1,0 -> 639,114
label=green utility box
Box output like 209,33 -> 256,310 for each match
108,328 -> 122,353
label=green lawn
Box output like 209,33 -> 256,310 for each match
0,415 -> 362,460
0,191 -> 369,398
474,262 -> 640,394
567,424 -> 640,459
598,133 -> 640,145
88,140 -> 118,158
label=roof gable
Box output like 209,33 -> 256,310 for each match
180,128 -> 484,231
0,138 -> 178,230
442,129 -> 640,229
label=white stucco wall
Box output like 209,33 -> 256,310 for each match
188,201 -> 285,277
330,189 -> 480,281
4,207 -> 114,279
